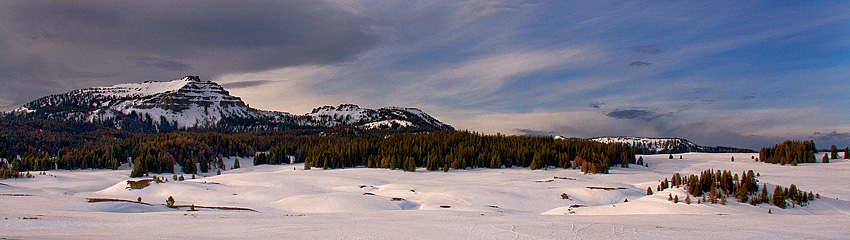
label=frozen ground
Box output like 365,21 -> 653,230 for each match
2,153 -> 849,239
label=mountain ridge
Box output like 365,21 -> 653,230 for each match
555,136 -> 753,154
8,76 -> 453,133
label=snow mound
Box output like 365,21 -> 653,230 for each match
86,202 -> 169,213
273,193 -> 407,213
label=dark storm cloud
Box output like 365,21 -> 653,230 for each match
589,102 -> 604,109
606,109 -> 667,121
629,61 -> 651,67
810,132 -> 850,147
0,0 -> 380,107
222,80 -> 273,89
631,44 -> 661,54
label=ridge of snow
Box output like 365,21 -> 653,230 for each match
81,78 -> 193,98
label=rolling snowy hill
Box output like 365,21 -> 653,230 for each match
9,76 -> 453,132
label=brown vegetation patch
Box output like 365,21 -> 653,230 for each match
439,205 -> 451,208
126,179 -> 154,189
391,197 -> 404,201
570,204 -> 584,208
87,198 -> 152,205
586,186 -> 627,190
554,176 -> 576,180
535,179 -> 554,183
0,182 -> 9,186
170,204 -> 256,212
363,192 -> 376,196
1,193 -> 33,196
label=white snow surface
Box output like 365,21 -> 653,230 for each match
2,153 -> 849,239
361,119 -> 415,129
85,78 -> 193,98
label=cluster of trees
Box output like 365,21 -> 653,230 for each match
758,140 -> 817,165
827,145 -> 849,162
650,169 -> 815,208
294,131 -> 636,173
1,162 -> 21,178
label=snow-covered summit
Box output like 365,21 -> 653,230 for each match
305,104 -> 452,130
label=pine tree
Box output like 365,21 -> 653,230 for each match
166,196 -> 175,208
489,154 -> 502,169
233,159 -> 241,169
845,147 -> 850,159
669,154 -> 673,159
685,195 -> 691,204
403,157 -> 415,172
673,195 -> 679,204
668,194 -> 673,201
772,186 -> 786,208
647,186 -> 653,195
830,145 -> 838,159
822,154 -> 829,163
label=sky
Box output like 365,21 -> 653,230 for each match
0,1 -> 848,149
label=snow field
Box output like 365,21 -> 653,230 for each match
1,153 -> 849,239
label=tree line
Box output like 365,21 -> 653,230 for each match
0,117 -> 637,178
290,131 -> 636,173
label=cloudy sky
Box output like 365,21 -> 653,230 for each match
1,1 -> 848,149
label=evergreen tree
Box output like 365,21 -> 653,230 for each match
489,154 -> 502,169
669,154 -> 673,159
130,158 -> 145,177
673,195 -> 679,204
233,159 -> 241,169
403,157 -> 415,172
830,145 -> 838,159
772,185 -> 786,208
166,196 -> 175,208
647,187 -> 653,195
822,154 -> 829,163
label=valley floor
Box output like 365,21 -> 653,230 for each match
2,153 -> 849,239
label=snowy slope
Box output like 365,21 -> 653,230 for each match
1,152 -> 848,239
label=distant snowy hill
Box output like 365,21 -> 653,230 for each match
558,136 -> 752,154
9,76 -> 453,133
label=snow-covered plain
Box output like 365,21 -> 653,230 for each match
2,153 -> 849,239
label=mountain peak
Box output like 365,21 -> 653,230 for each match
182,75 -> 202,82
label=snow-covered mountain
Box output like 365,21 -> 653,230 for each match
10,76 -> 453,132
561,136 -> 751,154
